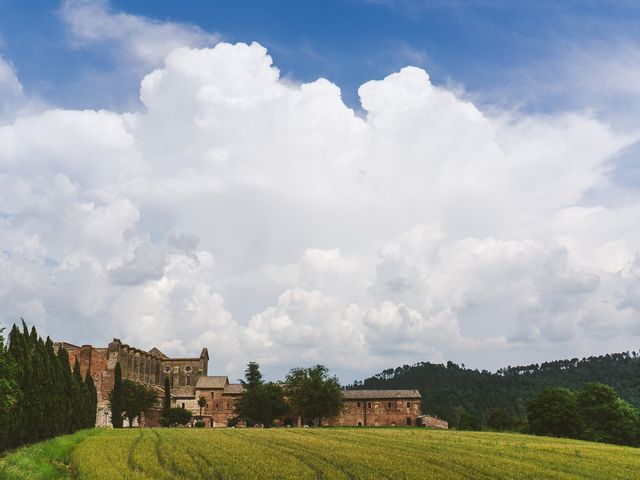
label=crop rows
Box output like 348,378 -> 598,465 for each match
70,428 -> 640,479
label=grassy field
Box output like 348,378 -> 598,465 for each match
1,428 -> 639,479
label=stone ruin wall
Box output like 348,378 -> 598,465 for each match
419,415 -> 448,429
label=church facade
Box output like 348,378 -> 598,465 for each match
56,339 -> 433,428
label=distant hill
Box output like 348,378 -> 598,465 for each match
346,352 -> 640,424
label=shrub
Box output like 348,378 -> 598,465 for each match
194,420 -> 205,428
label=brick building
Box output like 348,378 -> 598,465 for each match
330,390 -> 422,427
55,338 -> 431,428
54,338 -> 208,427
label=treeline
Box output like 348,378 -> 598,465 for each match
347,351 -> 640,427
0,321 -> 97,452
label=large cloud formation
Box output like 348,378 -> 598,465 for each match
1,36 -> 639,380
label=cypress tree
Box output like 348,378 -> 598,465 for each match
0,328 -> 19,452
57,347 -> 74,433
84,370 -> 97,428
31,337 -> 49,442
45,337 -> 65,436
72,358 -> 84,431
162,376 -> 171,420
110,362 -> 123,428
6,324 -> 25,447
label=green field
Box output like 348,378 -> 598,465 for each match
1,428 -> 639,479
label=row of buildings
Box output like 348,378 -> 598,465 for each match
55,338 -> 447,429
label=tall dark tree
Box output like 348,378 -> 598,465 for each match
285,365 -> 343,426
57,346 -> 74,433
0,328 -> 19,451
109,362 -> 124,428
1,321 -> 96,453
162,376 -> 171,424
71,358 -> 85,431
84,370 -> 97,428
45,337 -> 65,435
236,362 -> 288,427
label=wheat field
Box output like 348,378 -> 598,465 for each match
2,428 -> 639,479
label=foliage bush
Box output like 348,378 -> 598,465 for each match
166,407 -> 192,427
194,420 -> 205,428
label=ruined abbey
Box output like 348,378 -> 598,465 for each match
55,339 -> 446,429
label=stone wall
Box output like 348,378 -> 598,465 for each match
328,399 -> 422,427
418,415 -> 448,429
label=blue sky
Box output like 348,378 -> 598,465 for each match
1,1 -> 640,380
2,0 -> 639,112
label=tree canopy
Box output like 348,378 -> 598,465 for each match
119,380 -> 158,427
285,365 -> 343,426
236,361 -> 288,427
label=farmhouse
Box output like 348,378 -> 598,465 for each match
55,338 -> 429,427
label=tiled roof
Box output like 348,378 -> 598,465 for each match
223,383 -> 245,395
195,376 -> 228,389
342,389 -> 421,400
171,386 -> 196,398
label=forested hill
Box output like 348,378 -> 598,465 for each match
346,352 -> 640,424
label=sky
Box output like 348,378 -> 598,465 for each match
1,0 -> 640,382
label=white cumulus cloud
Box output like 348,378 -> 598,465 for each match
1,39 -> 639,380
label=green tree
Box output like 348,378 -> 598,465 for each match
458,410 -> 481,431
161,376 -> 171,426
84,370 -> 97,428
166,407 -> 192,427
0,328 -> 19,451
285,365 -> 343,426
56,345 -> 74,433
198,396 -> 207,417
527,387 -> 582,438
120,380 -> 158,427
576,383 -> 640,446
236,362 -> 288,427
72,358 -> 86,431
109,362 -> 124,428
486,408 -> 515,431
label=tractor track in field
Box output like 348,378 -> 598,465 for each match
244,433 -> 331,479
245,431 -> 365,480
307,430 -> 484,480
281,431 -> 372,480
185,448 -> 227,480
126,431 -> 145,474
152,430 -> 193,479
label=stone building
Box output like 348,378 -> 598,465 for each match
54,338 -> 208,427
330,390 -> 422,426
55,338 -> 431,428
